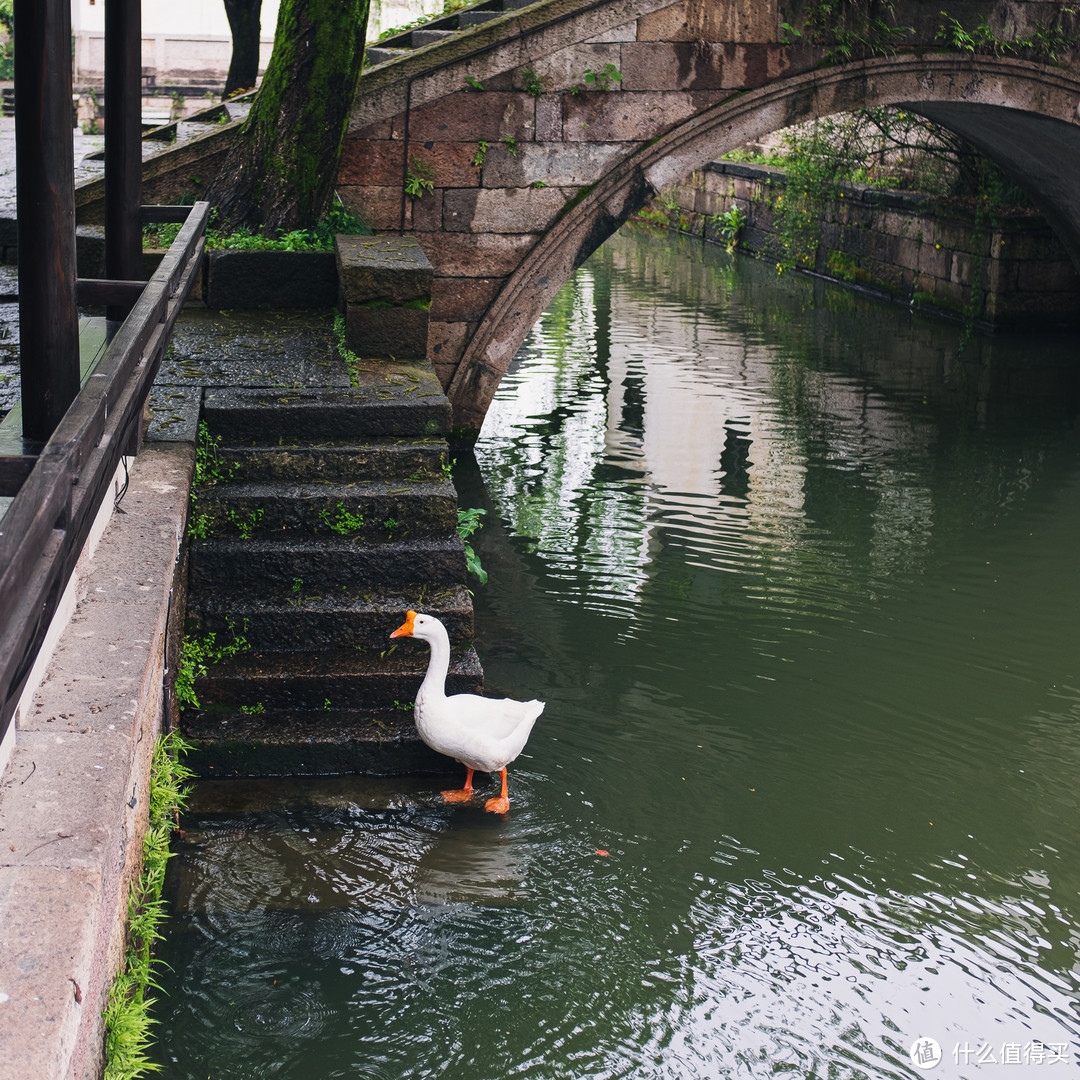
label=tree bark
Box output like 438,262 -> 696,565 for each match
207,0 -> 369,233
223,0 -> 263,99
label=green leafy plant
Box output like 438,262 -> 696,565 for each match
175,620 -> 249,712
472,140 -> 489,168
456,507 -> 488,584
102,732 -> 194,1080
405,155 -> 436,198
318,502 -> 366,537
521,67 -> 543,96
143,200 -> 371,252
583,62 -> 622,90
240,701 -> 266,715
502,135 -> 518,157
193,421 -> 238,487
226,507 -> 264,540
464,75 -> 485,91
799,0 -> 913,65
710,205 -> 747,251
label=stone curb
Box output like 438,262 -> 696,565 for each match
0,444 -> 193,1080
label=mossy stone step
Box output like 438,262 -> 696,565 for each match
220,438 -> 448,484
182,707 -> 449,778
201,365 -> 450,442
191,479 -> 457,541
193,646 -> 483,711
187,536 -> 467,592
190,582 -> 474,653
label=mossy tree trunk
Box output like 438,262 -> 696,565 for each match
223,0 -> 263,99
208,0 -> 369,233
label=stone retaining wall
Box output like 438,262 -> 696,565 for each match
649,161 -> 1080,329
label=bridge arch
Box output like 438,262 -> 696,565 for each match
446,53 -> 1080,431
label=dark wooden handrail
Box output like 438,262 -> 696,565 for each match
0,200 -> 209,743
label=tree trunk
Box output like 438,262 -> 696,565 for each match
207,0 -> 369,234
223,0 -> 263,99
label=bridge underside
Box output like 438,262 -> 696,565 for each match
905,102 -> 1080,273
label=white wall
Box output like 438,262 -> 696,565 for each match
71,0 -> 281,38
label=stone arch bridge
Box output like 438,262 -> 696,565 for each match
340,0 -> 1080,432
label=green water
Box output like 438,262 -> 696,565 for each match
153,230 -> 1080,1079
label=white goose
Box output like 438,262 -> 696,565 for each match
390,610 -> 544,813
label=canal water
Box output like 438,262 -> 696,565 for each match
153,229 -> 1080,1079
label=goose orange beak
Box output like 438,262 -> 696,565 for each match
390,610 -> 418,638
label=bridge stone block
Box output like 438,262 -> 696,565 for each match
636,0 -> 778,44
430,276 -> 505,322
481,142 -> 626,187
336,235 -> 433,360
338,185 -> 402,231
562,90 -> 703,141
444,187 -> 570,232
404,91 -> 537,142
621,42 -> 736,91
417,231 -> 541,276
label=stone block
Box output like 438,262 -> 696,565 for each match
480,142 -> 625,187
409,188 -> 444,232
562,90 -> 697,142
339,139 -> 403,187
443,186 -> 569,233
336,185 -> 403,231
336,235 -> 433,359
430,276 -> 505,322
205,251 -> 338,310
428,319 -> 471,369
409,141 -> 484,187
586,21 -> 638,43
636,0 -> 778,44
344,305 -> 430,360
621,42 -> 731,91
413,231 -> 539,277
535,96 -> 563,141
522,43 -> 623,94
336,234 -> 433,306
402,91 -> 536,142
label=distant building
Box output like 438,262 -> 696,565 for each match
70,0 -> 445,92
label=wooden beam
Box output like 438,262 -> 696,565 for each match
75,279 -> 147,308
14,0 -> 80,442
105,0 -> 144,319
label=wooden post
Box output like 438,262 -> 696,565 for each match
14,0 -> 80,444
105,0 -> 144,320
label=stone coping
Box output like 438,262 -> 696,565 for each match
0,444 -> 193,1080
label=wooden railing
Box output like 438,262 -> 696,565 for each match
0,200 -> 209,745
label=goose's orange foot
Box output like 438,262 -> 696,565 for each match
441,788 -> 474,803
441,767 -> 474,803
484,795 -> 510,814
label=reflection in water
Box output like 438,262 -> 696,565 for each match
154,229 -> 1080,1079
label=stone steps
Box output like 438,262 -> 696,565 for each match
188,535 -> 466,592
192,647 -> 482,711
191,581 -> 474,652
192,477 -> 457,541
179,248 -> 477,775
365,0 -> 540,66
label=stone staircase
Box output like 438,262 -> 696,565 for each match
366,0 -> 543,66
178,241 -> 482,778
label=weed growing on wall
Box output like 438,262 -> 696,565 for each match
175,620 -> 250,712
102,731 -> 194,1080
456,507 -> 488,585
